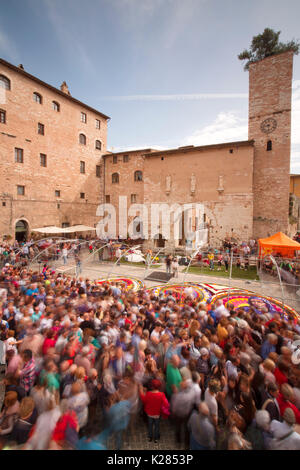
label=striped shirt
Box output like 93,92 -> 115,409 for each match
20,358 -> 36,393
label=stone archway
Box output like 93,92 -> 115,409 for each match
15,219 -> 29,242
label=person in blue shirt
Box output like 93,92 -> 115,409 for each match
261,334 -> 278,360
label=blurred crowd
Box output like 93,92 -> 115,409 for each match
1,259 -> 300,450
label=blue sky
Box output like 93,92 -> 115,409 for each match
1,0 -> 300,171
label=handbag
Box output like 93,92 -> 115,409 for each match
161,394 -> 170,419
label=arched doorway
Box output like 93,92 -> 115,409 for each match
15,220 -> 28,242
155,233 -> 165,248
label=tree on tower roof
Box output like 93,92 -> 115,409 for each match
238,28 -> 299,70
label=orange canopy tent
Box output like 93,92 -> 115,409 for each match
258,232 -> 300,258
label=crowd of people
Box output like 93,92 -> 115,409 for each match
0,260 -> 300,451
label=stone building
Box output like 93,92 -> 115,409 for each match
103,51 -> 294,249
0,58 -> 109,241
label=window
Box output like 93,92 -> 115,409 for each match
80,161 -> 85,174
95,119 -> 100,129
80,192 -> 85,199
0,75 -> 10,90
229,149 -> 233,154
17,185 -> 25,195
55,190 -> 61,197
131,194 -> 137,203
33,92 -> 42,104
81,112 -> 87,123
79,133 -> 86,145
40,153 -> 47,167
95,140 -> 102,150
38,123 -> 45,135
267,140 -> 272,151
2,202 -> 6,207
113,155 -> 118,164
15,148 -> 23,163
134,170 -> 143,182
105,195 -> 110,203
57,203 -> 60,209
96,165 -> 101,177
112,173 -> 119,184
52,101 -> 60,112
0,109 -> 6,124
123,155 -> 129,163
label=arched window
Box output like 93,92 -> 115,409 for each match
112,173 -> 119,184
52,101 -> 60,112
134,170 -> 143,182
95,140 -> 102,150
33,92 -> 42,104
79,133 -> 86,145
267,140 -> 272,151
0,75 -> 10,90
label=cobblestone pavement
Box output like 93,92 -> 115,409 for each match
88,410 -> 188,451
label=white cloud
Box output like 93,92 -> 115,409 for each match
182,111 -> 248,146
291,151 -> 300,173
0,29 -> 18,61
180,79 -> 300,172
102,93 -> 248,101
292,80 -> 300,146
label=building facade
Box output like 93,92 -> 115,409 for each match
0,59 -> 109,241
103,141 -> 254,249
0,51 -> 294,247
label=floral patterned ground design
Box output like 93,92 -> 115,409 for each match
96,277 -> 145,292
146,283 -> 212,306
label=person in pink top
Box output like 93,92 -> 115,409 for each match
42,330 -> 56,356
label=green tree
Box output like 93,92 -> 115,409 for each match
238,28 -> 299,70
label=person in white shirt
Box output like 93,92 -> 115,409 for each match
204,379 -> 220,428
62,246 -> 68,265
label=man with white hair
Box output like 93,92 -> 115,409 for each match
213,299 -> 230,320
187,401 -> 216,450
245,410 -> 272,450
270,408 -> 300,450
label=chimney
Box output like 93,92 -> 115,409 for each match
18,64 -> 24,70
60,81 -> 71,95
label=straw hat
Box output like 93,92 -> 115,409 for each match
19,397 -> 35,419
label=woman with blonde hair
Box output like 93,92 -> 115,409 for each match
0,391 -> 20,438
66,381 -> 90,431
11,397 -> 37,445
25,394 -> 61,450
259,358 -> 276,385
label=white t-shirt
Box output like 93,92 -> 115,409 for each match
5,337 -> 18,354
204,388 -> 218,419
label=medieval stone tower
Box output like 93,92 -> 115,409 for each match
249,50 -> 294,238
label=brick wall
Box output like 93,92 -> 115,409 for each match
0,61 -> 108,239
249,51 -> 293,238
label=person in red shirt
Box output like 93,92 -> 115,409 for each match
274,359 -> 289,386
42,329 -> 56,356
277,383 -> 300,424
139,379 -> 169,443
